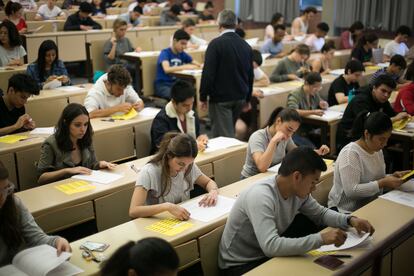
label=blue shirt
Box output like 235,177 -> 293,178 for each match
155,48 -> 193,84
26,60 -> 71,89
260,39 -> 283,56
118,12 -> 140,27
369,67 -> 400,85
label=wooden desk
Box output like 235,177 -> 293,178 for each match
16,143 -> 247,233
246,197 -> 414,276
0,110 -> 158,191
0,65 -> 28,93
67,162 -> 333,275
140,14 -> 199,26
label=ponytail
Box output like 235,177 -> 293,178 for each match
265,107 -> 301,128
351,111 -> 392,140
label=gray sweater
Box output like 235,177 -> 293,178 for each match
270,56 -> 308,83
218,176 -> 349,269
0,197 -> 58,266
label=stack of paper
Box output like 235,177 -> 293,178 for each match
380,190 -> 414,208
125,51 -> 160,58
139,107 -> 161,117
112,108 -> 138,120
0,135 -> 28,144
180,195 -> 236,222
330,69 -> 345,76
259,86 -> 286,96
204,137 -> 245,153
30,127 -> 55,135
42,79 -> 62,90
72,170 -> 123,184
317,230 -> 370,252
55,86 -> 85,92
321,110 -> 343,120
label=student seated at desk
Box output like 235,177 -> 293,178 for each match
0,163 -> 71,266
63,2 -> 103,31
12,0 -> 36,11
0,21 -> 26,67
26,40 -> 71,90
4,1 -> 27,34
394,62 -> 414,115
91,0 -> 106,17
304,22 -> 329,52
383,25 -> 412,62
336,75 -> 408,151
128,0 -> 152,15
129,133 -> 219,220
241,107 -> 329,178
37,103 -> 116,185
35,0 -> 66,20
160,4 -> 181,26
291,6 -> 317,37
264,12 -> 284,41
181,0 -> 196,14
0,74 -> 39,136
269,44 -> 311,83
287,72 -> 331,148
311,41 -> 336,75
260,24 -> 286,58
369,54 -> 409,89
327,59 -> 364,106
340,21 -> 364,50
154,29 -> 201,99
351,33 -> 379,66
150,80 -> 208,154
118,6 -> 142,28
84,65 -> 144,118
181,18 -> 207,49
329,112 -> 407,213
100,237 -> 179,276
198,1 -> 215,24
219,147 -> 374,275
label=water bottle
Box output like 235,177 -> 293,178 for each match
348,88 -> 355,102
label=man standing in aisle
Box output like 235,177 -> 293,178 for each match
199,9 -> 253,137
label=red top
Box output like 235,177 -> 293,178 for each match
179,117 -> 187,133
340,30 -> 353,49
394,83 -> 414,115
15,18 -> 27,32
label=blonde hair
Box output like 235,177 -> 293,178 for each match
112,18 -> 127,31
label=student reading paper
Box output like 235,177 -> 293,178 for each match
0,162 -> 71,266
219,147 -> 374,275
129,133 -> 219,220
37,103 -> 116,185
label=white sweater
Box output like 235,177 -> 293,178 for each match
328,142 -> 385,213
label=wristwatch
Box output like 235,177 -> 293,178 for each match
347,216 -> 355,226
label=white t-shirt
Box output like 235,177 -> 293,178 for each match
36,4 -> 63,19
84,73 -> 141,113
254,67 -> 265,81
264,24 -> 273,40
384,40 -> 409,58
0,45 -> 26,66
136,162 -> 203,204
305,34 -> 325,52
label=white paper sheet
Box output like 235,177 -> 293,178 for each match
124,51 -> 160,57
321,110 -> 343,120
55,86 -> 85,92
139,107 -> 161,117
330,69 -> 345,76
268,163 -> 281,174
204,137 -> 245,153
30,127 -> 55,135
380,190 -> 414,208
259,86 -> 286,96
294,35 -> 306,42
317,230 -> 370,252
261,53 -> 271,60
72,170 -> 123,184
245,37 -> 259,46
180,195 -> 236,222
398,180 -> 414,192
42,79 -> 62,90
377,62 -> 390,68
328,105 -> 346,113
180,69 -> 203,75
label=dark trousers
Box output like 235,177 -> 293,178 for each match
209,100 -> 244,138
220,214 -> 322,275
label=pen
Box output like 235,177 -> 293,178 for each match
130,164 -> 140,174
101,118 -> 115,122
328,254 -> 352,258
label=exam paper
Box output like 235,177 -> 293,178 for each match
268,163 -> 281,174
55,86 -> 85,92
330,69 -> 345,76
380,190 -> 414,208
72,170 -> 123,184
204,137 -> 245,153
180,69 -> 203,75
318,230 -> 370,252
42,79 -> 62,90
259,86 -> 286,96
321,110 -> 343,120
398,180 -> 414,192
139,107 -> 161,117
245,37 -> 259,46
30,127 -> 55,135
180,195 -> 236,222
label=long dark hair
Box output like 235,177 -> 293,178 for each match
36,40 -> 59,82
100,238 -> 179,276
0,162 -> 23,252
0,20 -> 22,47
55,103 -> 93,152
265,107 -> 301,128
351,111 -> 392,140
150,132 -> 198,198
355,32 -> 378,48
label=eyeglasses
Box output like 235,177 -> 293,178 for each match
1,182 -> 15,198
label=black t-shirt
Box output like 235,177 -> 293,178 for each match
351,46 -> 372,63
336,88 -> 396,150
328,75 -> 360,106
0,97 -> 25,133
199,13 -> 214,21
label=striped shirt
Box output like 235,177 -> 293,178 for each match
328,142 -> 384,213
369,67 -> 400,85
